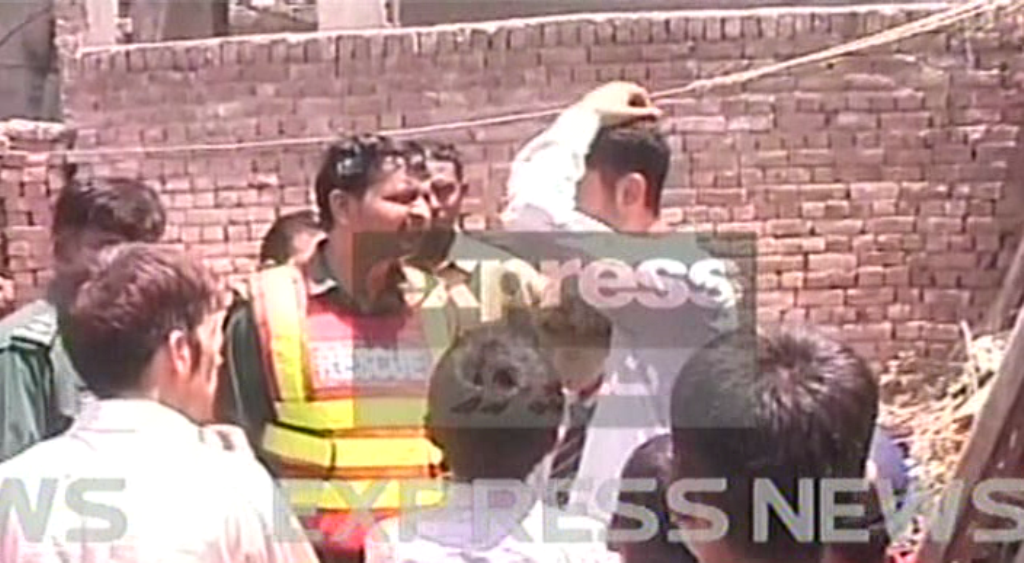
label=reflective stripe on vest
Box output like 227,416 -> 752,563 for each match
279,478 -> 445,511
250,266 -> 310,403
263,425 -> 441,474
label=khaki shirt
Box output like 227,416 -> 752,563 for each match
0,299 -> 92,462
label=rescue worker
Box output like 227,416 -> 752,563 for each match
217,134 -> 546,562
0,177 -> 166,462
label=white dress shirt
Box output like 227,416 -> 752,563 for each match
500,106 -> 737,525
0,398 -> 316,563
364,480 -> 620,563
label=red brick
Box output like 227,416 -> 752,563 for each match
858,306 -> 887,323
923,289 -> 970,307
959,270 -> 1001,289
876,235 -> 905,251
871,200 -> 897,216
780,272 -> 804,289
814,220 -> 864,236
765,185 -> 799,203
778,307 -> 806,324
798,289 -> 845,307
758,290 -> 795,307
965,217 -> 998,235
887,304 -> 913,321
759,255 -> 804,272
807,307 -> 839,324
807,253 -> 857,271
834,112 -> 878,130
850,182 -> 899,201
934,271 -> 960,288
201,227 -> 225,242
920,217 -> 963,234
894,322 -> 922,340
758,273 -> 780,290
902,235 -> 924,251
860,252 -> 905,267
846,287 -> 895,306
806,271 -> 856,289
823,201 -> 849,218
717,222 -> 762,235
766,219 -> 811,236
922,323 -> 960,342
791,149 -> 833,166
975,234 -> 1000,251
841,322 -> 892,342
671,116 -> 727,133
801,202 -> 825,218
865,217 -> 914,234
799,184 -> 847,201
857,266 -> 885,287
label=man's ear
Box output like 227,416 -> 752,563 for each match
329,190 -> 353,225
615,173 -> 648,210
167,329 -> 193,378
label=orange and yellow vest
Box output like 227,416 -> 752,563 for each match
249,265 -> 458,552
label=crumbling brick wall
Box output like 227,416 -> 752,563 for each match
40,5 -> 1024,365
0,120 -> 69,309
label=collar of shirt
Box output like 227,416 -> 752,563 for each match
69,398 -> 202,444
303,239 -> 409,315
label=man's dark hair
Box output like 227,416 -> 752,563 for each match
258,210 -> 321,265
421,140 -> 464,182
585,121 -> 670,212
56,243 -> 225,399
611,434 -> 698,563
52,178 -> 167,261
425,320 -> 565,481
314,134 -> 409,229
670,327 -> 879,563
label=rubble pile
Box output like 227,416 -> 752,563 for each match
879,329 -> 1010,550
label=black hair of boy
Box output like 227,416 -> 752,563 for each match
670,327 -> 879,563
610,434 -> 698,563
425,319 -> 565,481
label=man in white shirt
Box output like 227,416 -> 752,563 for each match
364,321 -> 618,563
0,243 -> 317,563
500,81 -> 739,525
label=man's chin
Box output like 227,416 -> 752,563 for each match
411,229 -> 456,265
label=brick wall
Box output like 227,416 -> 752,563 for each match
49,5 -> 1024,365
0,120 -> 69,306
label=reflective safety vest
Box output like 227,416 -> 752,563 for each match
249,265 -> 460,552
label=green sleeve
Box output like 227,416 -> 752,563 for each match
0,347 -> 50,462
217,303 -> 274,454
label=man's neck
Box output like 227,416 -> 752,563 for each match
325,235 -> 402,312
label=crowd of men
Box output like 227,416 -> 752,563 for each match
0,81 -> 911,563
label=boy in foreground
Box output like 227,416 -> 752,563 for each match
365,320 -> 618,562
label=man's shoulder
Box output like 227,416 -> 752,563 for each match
0,433 -> 76,476
0,300 -> 58,350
